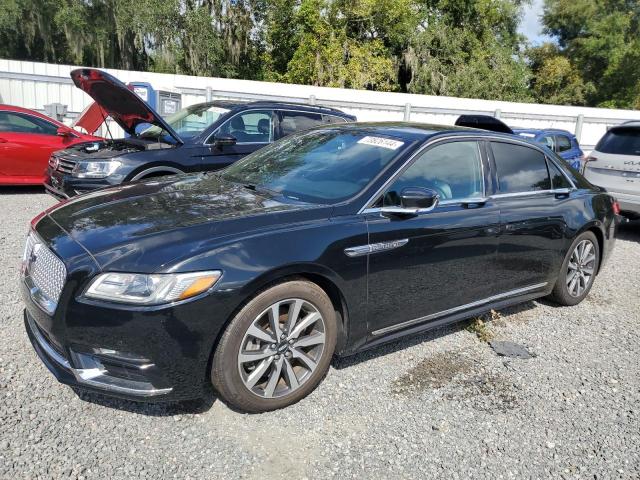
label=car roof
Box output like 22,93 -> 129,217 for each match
0,104 -> 64,125
315,121 -> 525,143
190,100 -> 354,118
512,128 -> 575,137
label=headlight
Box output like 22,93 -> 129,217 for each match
72,160 -> 121,179
83,271 -> 222,305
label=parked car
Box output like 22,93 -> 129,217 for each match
513,128 -> 584,170
44,68 -> 356,199
0,105 -> 100,185
23,122 -> 618,412
583,121 -> 640,219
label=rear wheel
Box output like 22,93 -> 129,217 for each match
548,231 -> 599,306
211,280 -> 337,413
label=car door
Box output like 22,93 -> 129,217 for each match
0,111 -> 69,180
488,140 -> 569,293
201,109 -> 275,170
364,139 -> 502,336
276,111 -> 325,139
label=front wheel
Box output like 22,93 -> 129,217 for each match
211,280 -> 337,413
548,231 -> 600,306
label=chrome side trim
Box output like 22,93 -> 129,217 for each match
371,282 -> 548,336
491,188 -> 573,199
344,238 -> 409,257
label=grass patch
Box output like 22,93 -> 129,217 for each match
466,309 -> 501,343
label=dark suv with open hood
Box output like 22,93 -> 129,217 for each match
44,68 -> 355,199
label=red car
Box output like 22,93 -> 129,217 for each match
0,105 -> 100,185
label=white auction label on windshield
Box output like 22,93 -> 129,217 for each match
357,136 -> 404,150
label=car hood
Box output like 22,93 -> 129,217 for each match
45,174 -> 326,271
70,68 -> 182,143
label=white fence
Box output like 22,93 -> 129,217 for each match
2,58 -> 640,149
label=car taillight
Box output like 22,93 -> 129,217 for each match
613,201 -> 621,215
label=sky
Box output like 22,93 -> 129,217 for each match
518,0 -> 553,44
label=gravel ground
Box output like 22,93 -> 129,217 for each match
1,187 -> 639,479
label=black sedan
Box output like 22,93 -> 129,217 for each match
22,123 -> 618,412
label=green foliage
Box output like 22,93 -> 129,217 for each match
0,0 -> 637,108
531,0 -> 640,108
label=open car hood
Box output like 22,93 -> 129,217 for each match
71,101 -> 107,135
70,68 -> 183,143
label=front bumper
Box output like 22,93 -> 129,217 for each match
21,277 -> 228,402
45,166 -> 118,199
25,310 -> 173,398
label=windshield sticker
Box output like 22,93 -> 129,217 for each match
357,136 -> 404,150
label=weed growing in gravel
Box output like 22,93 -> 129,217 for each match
466,310 -> 502,343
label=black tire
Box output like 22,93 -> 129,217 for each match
211,280 -> 337,413
548,231 -> 600,306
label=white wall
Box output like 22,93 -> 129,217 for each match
2,58 -> 640,149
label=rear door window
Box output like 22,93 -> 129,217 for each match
547,160 -> 572,189
595,128 -> 640,156
278,111 -> 324,137
556,135 -> 572,153
491,142 -> 551,193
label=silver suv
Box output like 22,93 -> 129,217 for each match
584,121 -> 640,219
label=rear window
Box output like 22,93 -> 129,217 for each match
596,128 -> 640,156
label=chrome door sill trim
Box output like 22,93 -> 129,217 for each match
371,282 -> 548,336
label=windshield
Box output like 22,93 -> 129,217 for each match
221,128 -> 412,204
596,128 -> 640,156
140,104 -> 230,140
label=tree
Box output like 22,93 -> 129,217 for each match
537,0 -> 640,108
527,43 -> 594,105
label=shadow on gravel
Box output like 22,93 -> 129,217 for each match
73,388 -> 217,416
618,220 -> 640,244
0,186 -> 46,195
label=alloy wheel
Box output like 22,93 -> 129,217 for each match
237,298 -> 326,398
566,239 -> 596,297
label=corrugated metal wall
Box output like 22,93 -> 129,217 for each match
2,58 -> 640,149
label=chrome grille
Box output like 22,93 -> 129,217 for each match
23,232 -> 66,313
49,154 -> 76,173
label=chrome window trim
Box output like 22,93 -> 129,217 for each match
358,136 -> 487,214
371,282 -> 548,336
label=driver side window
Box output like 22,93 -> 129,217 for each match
216,110 -> 273,144
382,141 -> 484,207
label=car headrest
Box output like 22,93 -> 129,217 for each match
230,115 -> 245,132
257,118 -> 270,134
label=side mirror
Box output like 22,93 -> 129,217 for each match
56,126 -> 74,137
381,187 -> 440,217
213,134 -> 237,148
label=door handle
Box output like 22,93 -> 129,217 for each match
461,197 -> 489,208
